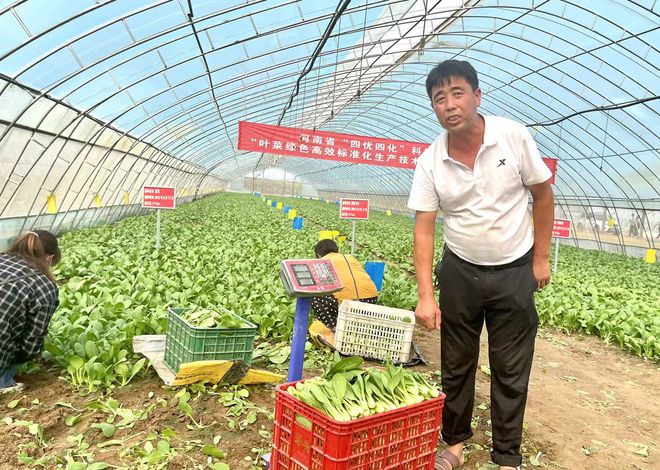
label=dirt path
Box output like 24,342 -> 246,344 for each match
413,325 -> 659,469
1,327 -> 657,469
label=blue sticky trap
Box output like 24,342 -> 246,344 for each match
283,205 -> 290,214
292,217 -> 304,230
364,261 -> 386,292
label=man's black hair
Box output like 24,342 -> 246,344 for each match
425,60 -> 479,100
314,239 -> 339,258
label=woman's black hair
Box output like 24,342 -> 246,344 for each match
314,239 -> 339,258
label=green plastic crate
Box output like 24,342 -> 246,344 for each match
164,307 -> 257,373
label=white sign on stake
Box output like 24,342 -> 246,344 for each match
552,218 -> 572,273
142,186 -> 176,249
339,199 -> 369,255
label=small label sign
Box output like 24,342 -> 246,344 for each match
552,218 -> 571,238
339,198 -> 369,220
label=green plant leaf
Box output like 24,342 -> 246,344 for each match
202,444 -> 226,459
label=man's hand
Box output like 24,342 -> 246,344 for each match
415,295 -> 441,330
532,255 -> 551,290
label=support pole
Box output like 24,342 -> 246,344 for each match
351,220 -> 356,255
553,237 -> 559,273
288,297 -> 311,382
155,209 -> 161,250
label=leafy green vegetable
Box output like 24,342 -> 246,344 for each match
289,359 -> 440,421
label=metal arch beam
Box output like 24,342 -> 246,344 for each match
205,63 -> 656,202
256,110 -> 646,236
130,81 -> 656,208
1,3 -> 656,252
5,2 -> 656,170
7,0 -> 273,77
0,0 -> 411,205
249,0 -> 353,174
332,89 -> 659,210
2,3 -> 656,206
316,3 -> 659,143
3,0 -> 656,135
0,4 -> 438,195
0,0 -> 121,63
12,64 -> 648,217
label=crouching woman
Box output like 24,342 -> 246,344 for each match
0,230 -> 61,393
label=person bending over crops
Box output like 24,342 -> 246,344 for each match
408,60 -> 554,470
0,230 -> 61,393
310,239 -> 378,330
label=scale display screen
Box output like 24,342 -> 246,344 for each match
291,264 -> 315,286
280,259 -> 343,297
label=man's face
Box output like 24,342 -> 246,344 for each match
430,76 -> 481,133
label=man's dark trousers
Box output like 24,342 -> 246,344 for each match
437,247 -> 538,468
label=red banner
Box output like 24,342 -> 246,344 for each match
339,198 -> 369,220
238,121 -> 423,170
552,218 -> 571,238
238,121 -> 558,182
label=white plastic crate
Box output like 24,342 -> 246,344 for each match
334,300 -> 415,363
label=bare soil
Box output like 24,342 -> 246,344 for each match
412,325 -> 659,470
0,326 -> 657,469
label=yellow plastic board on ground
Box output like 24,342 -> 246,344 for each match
309,320 -> 334,348
132,335 -> 285,387
47,194 -> 57,214
276,202 -> 283,210
645,249 -> 656,264
319,230 -> 332,240
288,209 -> 297,219
173,361 -> 284,386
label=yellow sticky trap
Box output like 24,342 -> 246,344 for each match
309,320 -> 334,347
172,360 -> 233,386
94,195 -> 101,208
645,249 -> 656,264
47,194 -> 57,214
181,188 -> 188,197
239,369 -> 286,385
266,199 -> 271,206
276,202 -> 283,210
330,230 -> 340,239
171,360 -> 284,386
386,210 -> 392,216
288,209 -> 297,219
124,192 -> 130,204
326,199 -> 330,204
319,230 -> 332,240
337,235 -> 347,250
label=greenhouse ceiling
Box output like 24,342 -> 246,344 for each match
0,0 -> 658,217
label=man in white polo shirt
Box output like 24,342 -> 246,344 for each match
408,60 -> 554,470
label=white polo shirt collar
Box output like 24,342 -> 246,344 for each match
437,114 -> 497,164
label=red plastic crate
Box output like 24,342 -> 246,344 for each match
271,381 -> 445,470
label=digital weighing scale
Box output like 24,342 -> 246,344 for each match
279,259 -> 342,381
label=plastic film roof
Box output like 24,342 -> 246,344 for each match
0,1 -> 658,223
